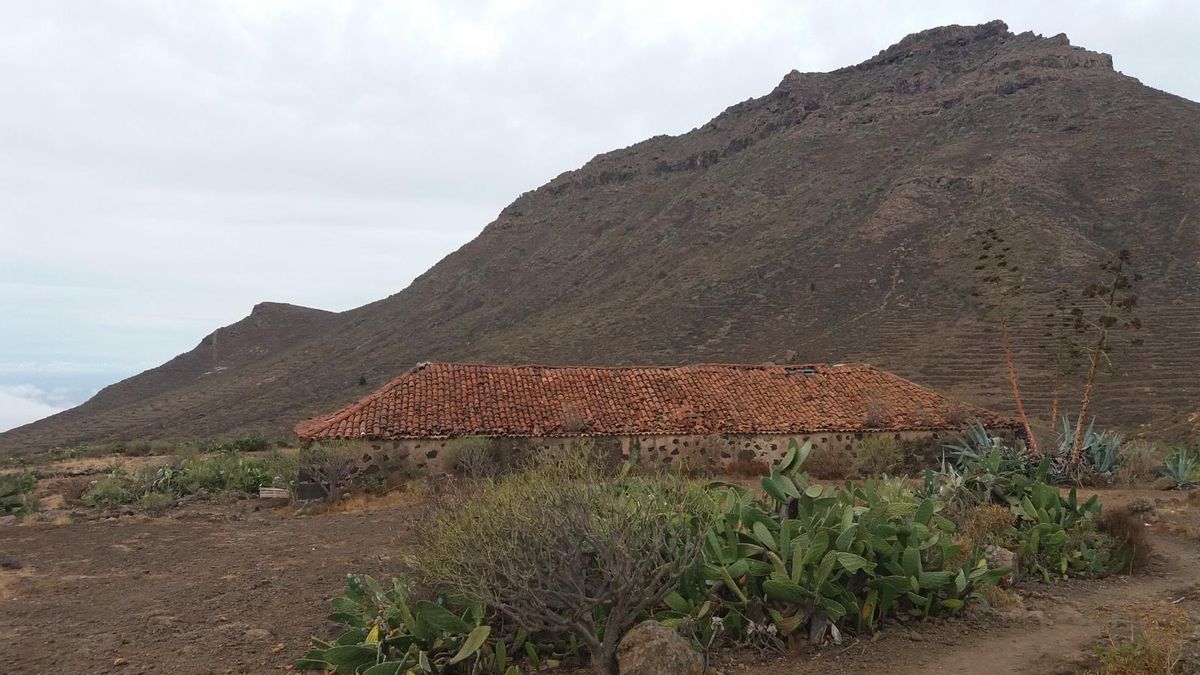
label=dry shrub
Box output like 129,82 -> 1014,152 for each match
55,476 -> 95,506
959,504 -> 1017,548
1116,440 -> 1167,485
299,442 -> 360,502
1098,602 -> 1188,674
724,458 -> 769,477
853,435 -> 905,476
983,585 -> 1023,611
673,456 -> 712,479
324,485 -> 426,514
446,436 -> 500,480
863,399 -> 889,428
1100,506 -> 1154,574
414,450 -> 709,675
805,443 -> 856,480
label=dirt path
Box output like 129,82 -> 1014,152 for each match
0,502 -> 418,675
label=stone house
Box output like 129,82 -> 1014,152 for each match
294,362 -> 1019,478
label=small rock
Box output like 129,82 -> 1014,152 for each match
245,628 -> 272,641
617,621 -> 703,675
113,657 -> 128,666
984,545 -> 1019,586
907,630 -> 925,642
1153,476 -> 1178,491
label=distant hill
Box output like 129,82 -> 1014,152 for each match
3,20 -> 1198,456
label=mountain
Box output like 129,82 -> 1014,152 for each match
3,20 -> 1199,456
3,302 -> 337,448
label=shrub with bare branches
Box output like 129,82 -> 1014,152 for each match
299,442 -> 360,502
414,451 -> 710,675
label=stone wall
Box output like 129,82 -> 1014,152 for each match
335,429 -> 952,483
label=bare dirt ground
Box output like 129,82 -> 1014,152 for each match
1,487 -> 1198,675
0,500 -> 416,675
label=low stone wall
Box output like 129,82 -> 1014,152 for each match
330,429 -> 953,483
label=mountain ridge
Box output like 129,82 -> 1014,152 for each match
3,20 -> 1198,456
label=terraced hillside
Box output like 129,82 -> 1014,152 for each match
2,20 -> 1198,456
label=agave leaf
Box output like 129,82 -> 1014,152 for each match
763,578 -> 808,604
447,625 -> 491,665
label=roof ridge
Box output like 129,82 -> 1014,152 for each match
411,361 -> 876,371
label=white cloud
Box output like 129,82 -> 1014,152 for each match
0,385 -> 65,432
0,0 -> 1196,410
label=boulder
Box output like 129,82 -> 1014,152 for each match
985,544 -> 1019,586
617,621 -> 702,675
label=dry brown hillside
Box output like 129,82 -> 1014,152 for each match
3,20 -> 1198,456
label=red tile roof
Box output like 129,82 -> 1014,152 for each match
295,362 -> 1019,441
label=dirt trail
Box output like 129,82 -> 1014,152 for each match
908,534 -> 1199,674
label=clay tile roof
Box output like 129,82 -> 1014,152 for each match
294,362 -> 1019,441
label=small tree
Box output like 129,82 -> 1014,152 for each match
299,443 -> 359,502
1068,250 -> 1142,466
416,449 -> 709,675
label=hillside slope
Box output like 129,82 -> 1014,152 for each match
3,302 -> 338,446
3,20 -> 1198,455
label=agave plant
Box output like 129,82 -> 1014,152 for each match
1055,417 -> 1124,478
1162,448 -> 1199,488
942,421 -> 1005,467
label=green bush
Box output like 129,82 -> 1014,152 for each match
215,433 -> 273,454
136,491 -> 175,515
415,450 -> 708,675
78,450 -> 296,513
1,472 -> 40,516
82,474 -> 136,509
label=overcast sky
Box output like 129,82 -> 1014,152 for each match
1,0 -> 1197,432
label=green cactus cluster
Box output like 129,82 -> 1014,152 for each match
664,441 -> 1008,647
0,471 -> 39,515
296,574 -> 570,674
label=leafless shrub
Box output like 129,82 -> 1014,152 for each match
853,435 -> 906,476
446,436 -> 500,480
1101,505 -> 1154,574
415,451 -> 709,675
560,403 -> 591,433
54,476 -> 95,506
863,399 -> 890,428
299,442 -> 360,503
805,442 -> 857,480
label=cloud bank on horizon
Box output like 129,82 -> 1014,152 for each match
2,0 -> 1197,432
